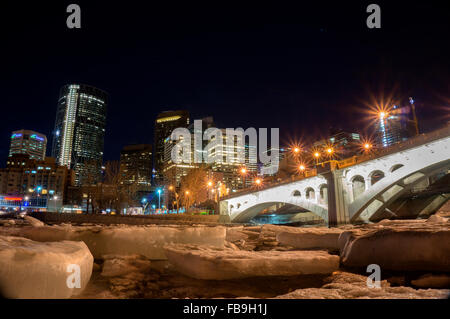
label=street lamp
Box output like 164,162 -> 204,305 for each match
326,147 -> 334,157
239,167 -> 248,188
157,188 -> 161,209
254,178 -> 262,186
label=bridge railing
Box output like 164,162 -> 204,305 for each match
337,123 -> 450,169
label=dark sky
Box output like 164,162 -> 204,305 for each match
1,1 -> 449,164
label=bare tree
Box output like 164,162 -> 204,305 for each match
179,167 -> 208,212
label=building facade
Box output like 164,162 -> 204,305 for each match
119,144 -> 152,191
376,105 -> 416,147
9,130 -> 47,161
51,84 -> 108,185
313,130 -> 361,158
206,128 -> 246,192
153,110 -> 189,185
0,154 -> 74,210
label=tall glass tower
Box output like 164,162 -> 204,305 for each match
51,84 -> 108,186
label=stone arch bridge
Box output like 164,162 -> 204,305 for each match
219,125 -> 450,225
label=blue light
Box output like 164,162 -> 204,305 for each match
30,134 -> 45,142
157,189 -> 161,194
152,205 -> 156,209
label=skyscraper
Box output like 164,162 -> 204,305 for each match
154,110 -> 189,185
119,144 -> 152,191
376,105 -> 416,147
9,129 -> 47,161
51,84 -> 108,185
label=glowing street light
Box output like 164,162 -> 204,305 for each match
364,143 -> 372,150
254,178 -> 262,186
240,167 -> 247,174
185,190 -> 190,195
326,147 -> 334,155
299,164 -> 306,171
207,181 -> 213,187
157,188 -> 162,209
293,147 -> 301,154
379,111 -> 387,119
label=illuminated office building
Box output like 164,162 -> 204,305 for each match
119,144 -> 152,191
377,105 -> 416,147
154,110 -> 189,185
51,84 -> 108,185
9,129 -> 47,161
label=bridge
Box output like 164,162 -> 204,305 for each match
219,124 -> 450,226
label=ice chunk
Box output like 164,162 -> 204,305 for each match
15,225 -> 226,260
0,235 -> 93,298
276,227 -> 343,251
411,274 -> 450,289
164,244 -> 340,280
24,216 -> 45,227
426,214 -> 448,223
340,228 -> 450,271
101,255 -> 152,277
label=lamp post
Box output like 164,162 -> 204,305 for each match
313,151 -> 320,165
409,97 -> 419,136
157,189 -> 161,209
239,167 -> 247,189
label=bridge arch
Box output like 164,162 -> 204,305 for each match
349,159 -> 450,223
351,175 -> 366,201
369,170 -> 385,185
228,198 -> 329,223
291,190 -> 301,197
390,164 -> 404,172
319,184 -> 328,205
305,187 -> 315,200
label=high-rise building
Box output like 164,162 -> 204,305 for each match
9,130 -> 47,161
119,144 -> 152,191
313,129 -> 361,158
376,105 -> 416,148
154,110 -> 189,185
206,128 -> 246,192
51,84 -> 108,186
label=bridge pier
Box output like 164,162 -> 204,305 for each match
322,170 -> 350,227
218,200 -> 231,223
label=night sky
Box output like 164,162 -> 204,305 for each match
1,1 -> 449,165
